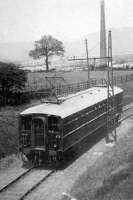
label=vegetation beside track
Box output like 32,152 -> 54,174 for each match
0,101 -> 38,158
69,119 -> 133,200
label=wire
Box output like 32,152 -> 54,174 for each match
87,41 -> 99,54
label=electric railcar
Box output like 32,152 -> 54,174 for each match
19,86 -> 123,164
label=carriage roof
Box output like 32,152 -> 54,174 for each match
20,86 -> 123,118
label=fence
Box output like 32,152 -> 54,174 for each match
23,73 -> 133,98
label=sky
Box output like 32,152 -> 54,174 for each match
0,0 -> 133,43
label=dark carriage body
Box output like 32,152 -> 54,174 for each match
19,86 -> 123,163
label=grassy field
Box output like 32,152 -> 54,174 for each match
27,70 -> 133,105
27,70 -> 133,86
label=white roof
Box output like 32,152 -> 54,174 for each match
21,86 -> 123,118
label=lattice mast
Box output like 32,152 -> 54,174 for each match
106,30 -> 116,143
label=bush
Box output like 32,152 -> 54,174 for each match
0,62 -> 27,106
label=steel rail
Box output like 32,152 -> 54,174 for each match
0,167 -> 34,193
19,169 -> 55,200
0,167 -> 55,200
120,103 -> 133,122
120,112 -> 133,122
122,103 -> 133,112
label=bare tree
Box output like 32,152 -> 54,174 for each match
29,35 -> 65,71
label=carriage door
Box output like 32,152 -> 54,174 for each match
32,117 -> 45,147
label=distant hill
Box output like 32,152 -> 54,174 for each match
0,27 -> 133,63
0,42 -> 34,63
65,27 -> 133,57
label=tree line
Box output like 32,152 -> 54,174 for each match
0,62 -> 27,106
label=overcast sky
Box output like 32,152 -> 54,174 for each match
0,0 -> 133,43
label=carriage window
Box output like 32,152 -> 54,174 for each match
48,116 -> 60,132
22,116 -> 31,130
100,103 -> 103,109
22,134 -> 31,146
94,106 -> 97,110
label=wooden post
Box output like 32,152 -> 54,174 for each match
85,39 -> 90,85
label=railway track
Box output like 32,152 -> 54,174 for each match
0,167 -> 55,200
0,103 -> 133,200
121,103 -> 133,122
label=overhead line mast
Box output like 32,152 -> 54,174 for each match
106,30 -> 117,143
68,31 -> 117,143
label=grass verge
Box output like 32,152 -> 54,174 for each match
70,119 -> 133,200
0,154 -> 21,170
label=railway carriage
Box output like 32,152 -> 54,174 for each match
19,86 -> 123,164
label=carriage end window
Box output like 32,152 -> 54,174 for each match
22,116 -> 32,130
48,116 -> 60,132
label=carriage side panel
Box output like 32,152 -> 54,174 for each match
63,101 -> 107,136
62,92 -> 123,152
62,100 -> 107,152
